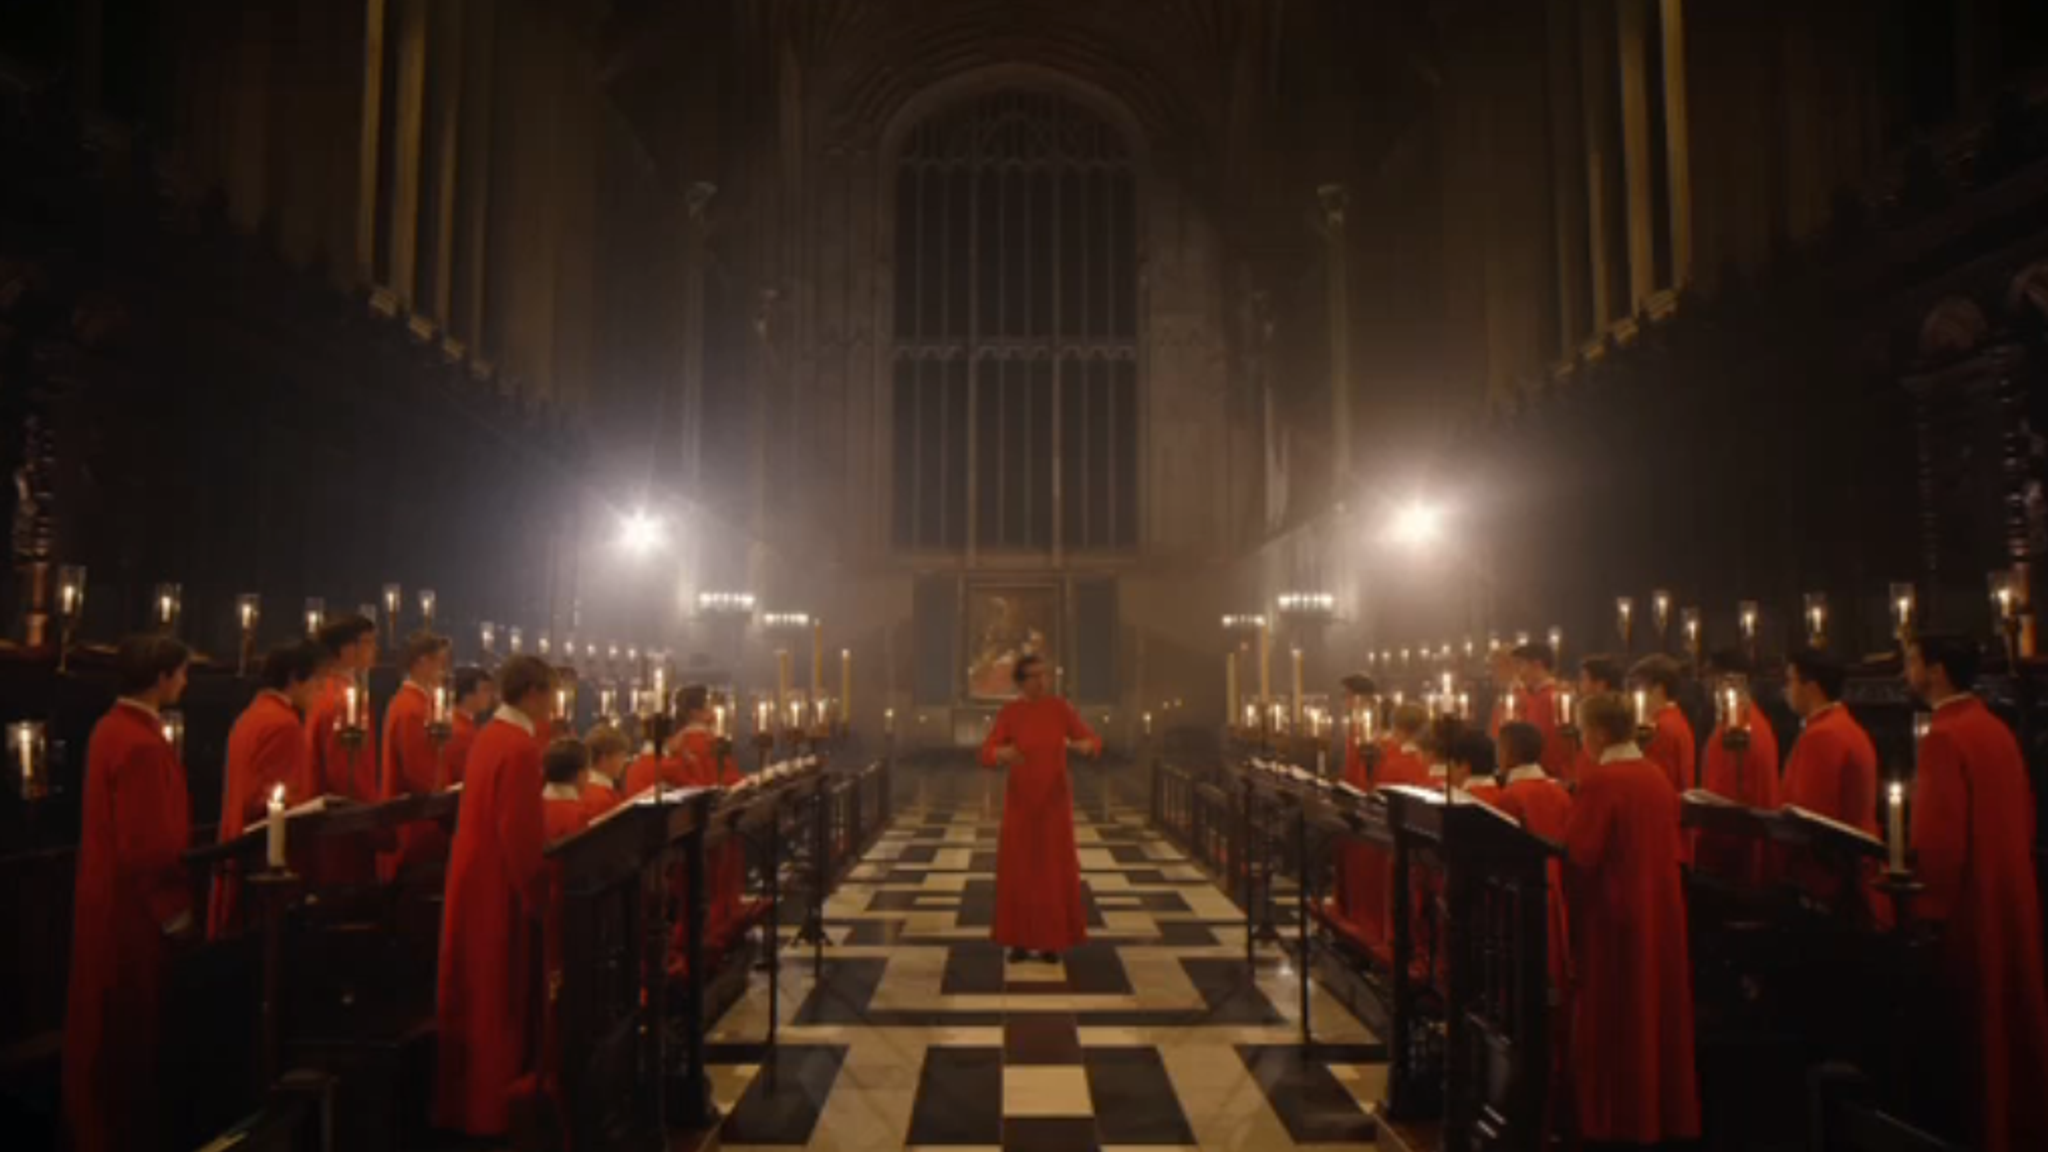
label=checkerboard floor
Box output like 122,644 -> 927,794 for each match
708,761 -> 1387,1151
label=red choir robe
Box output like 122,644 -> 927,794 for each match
1644,703 -> 1697,794
679,725 -> 749,944
1334,738 -> 1399,957
1781,703 -> 1882,915
1692,716 -> 1781,885
1564,745 -> 1700,1144
521,783 -> 597,1121
1521,681 -> 1578,783
1488,765 -> 1576,1141
62,701 -> 194,1152
208,691 -> 313,939
379,680 -> 448,878
1909,696 -> 2048,1152
979,695 -> 1100,953
443,710 -> 479,786
579,772 -> 622,820
624,746 -> 690,796
434,706 -> 548,1137
305,673 -> 380,885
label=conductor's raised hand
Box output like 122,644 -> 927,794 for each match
993,742 -> 1023,767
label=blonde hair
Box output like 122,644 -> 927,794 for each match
584,723 -> 631,762
1580,692 -> 1634,745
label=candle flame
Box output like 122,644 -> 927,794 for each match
270,782 -> 286,806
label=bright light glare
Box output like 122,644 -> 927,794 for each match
1388,501 -> 1442,548
619,509 -> 667,555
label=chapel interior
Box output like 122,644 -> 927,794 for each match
3,1 -> 2048,1150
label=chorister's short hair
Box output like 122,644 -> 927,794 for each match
1497,721 -> 1545,770
1013,654 -> 1045,686
584,723 -> 632,761
542,737 -> 589,784
115,634 -> 192,695
1580,693 -> 1635,745
454,664 -> 492,699
1786,647 -> 1847,701
261,640 -> 328,692
1449,728 -> 1497,779
678,683 -> 710,717
401,630 -> 451,671
317,613 -> 376,657
1391,701 -> 1429,736
1628,654 -> 1684,699
1703,648 -> 1753,678
1578,655 -> 1624,693
496,655 -> 555,710
1510,641 -> 1554,671
1913,633 -> 1981,691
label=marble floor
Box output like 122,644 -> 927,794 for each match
708,760 -> 1387,1152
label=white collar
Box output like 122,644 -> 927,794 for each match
581,770 -> 616,792
1598,741 -> 1644,765
1504,764 -> 1548,784
117,696 -> 160,717
493,704 -> 536,735
541,782 -> 582,802
1931,693 -> 1973,713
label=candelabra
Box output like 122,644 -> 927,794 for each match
237,594 -> 261,677
55,565 -> 85,673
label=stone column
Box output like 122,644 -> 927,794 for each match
1659,0 -> 1694,291
682,182 -> 717,486
429,0 -> 465,329
354,0 -> 388,289
1319,184 -> 1351,497
388,0 -> 430,312
1618,0 -> 1657,314
1579,0 -> 1621,330
1546,0 -> 1590,353
458,0 -> 495,356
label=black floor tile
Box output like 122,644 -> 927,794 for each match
940,941 -> 1007,994
1003,1116 -> 1099,1152
791,957 -> 889,1024
719,1045 -> 847,1145
841,919 -> 907,946
1180,956 -> 1286,1024
1061,942 -> 1134,995
1237,1043 -> 1377,1144
906,1046 -> 1004,1146
957,878 -> 997,927
1149,921 -> 1220,947
1003,1013 -> 1082,1065
1084,1048 -> 1198,1146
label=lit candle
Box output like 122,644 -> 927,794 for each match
1456,691 -> 1470,719
1886,782 -> 1905,873
814,698 -> 827,727
509,626 -> 523,654
1143,711 -> 1153,736
555,687 -> 570,720
776,649 -> 792,713
652,665 -> 667,705
1632,688 -> 1648,728
9,721 -> 45,801
58,566 -> 85,619
161,710 -> 184,757
433,684 -> 450,725
1547,626 -> 1563,658
1616,596 -> 1634,641
1225,650 -> 1240,726
344,683 -> 361,729
884,707 -> 896,735
1722,686 -> 1740,731
383,583 -> 401,622
238,594 -> 259,633
480,620 -> 496,652
1652,590 -> 1671,635
756,700 -> 770,733
1316,747 -> 1327,777
267,783 -> 287,869
1291,647 -> 1304,725
1682,608 -> 1700,651
714,703 -> 728,736
1505,687 -> 1519,721
1360,705 -> 1376,745
599,687 -> 616,719
840,648 -> 853,720
1558,689 -> 1575,729
1738,601 -> 1758,642
418,588 -> 437,626
811,620 -> 825,700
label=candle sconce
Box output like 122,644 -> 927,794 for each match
418,588 -> 437,630
1556,689 -> 1580,753
154,582 -> 183,635
382,584 -> 402,645
1680,606 -> 1702,667
538,635 -> 553,658
427,680 -> 454,788
1737,600 -> 1760,661
161,710 -> 186,761
1547,626 -> 1564,664
1988,568 -> 2023,669
304,597 -> 326,640
1630,687 -> 1652,745
1615,596 -> 1635,651
56,565 -> 86,673
8,721 -> 50,802
480,620 -> 498,659
1650,590 -> 1672,649
1717,680 -> 1752,757
237,594 -> 261,677
1889,582 -> 1916,645
508,626 -> 524,655
1803,592 -> 1829,649
337,676 -> 368,750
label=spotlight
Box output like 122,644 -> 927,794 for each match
619,509 -> 666,555
1387,500 -> 1442,548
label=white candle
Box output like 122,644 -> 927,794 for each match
267,783 -> 287,869
1505,687 -> 1518,721
432,685 -> 450,725
885,707 -> 896,735
756,700 -> 770,733
1723,686 -> 1743,731
1632,688 -> 1647,728
1886,782 -> 1905,872
343,684 -> 360,729
1558,689 -> 1575,728
714,704 -> 728,736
